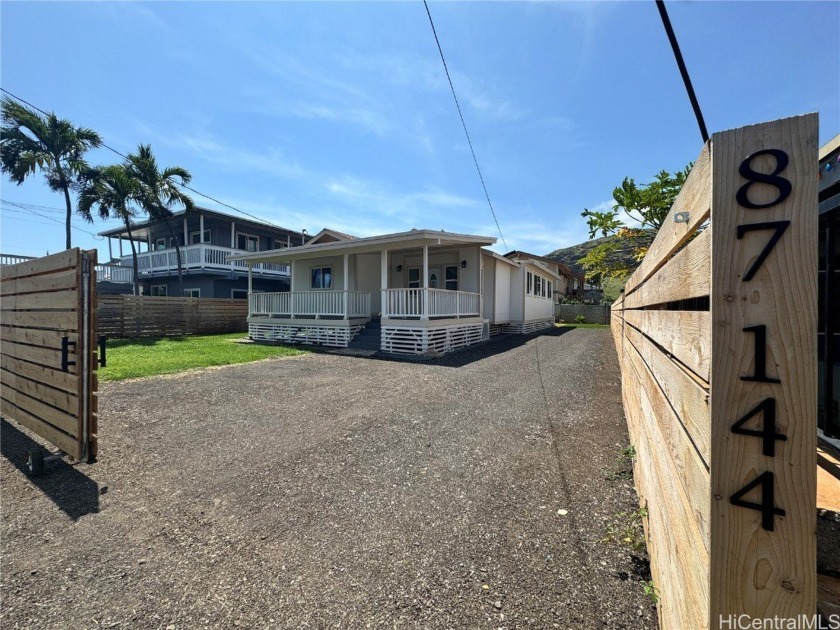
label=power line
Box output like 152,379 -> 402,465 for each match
422,0 -> 508,251
0,87 -> 292,231
1,201 -> 104,238
655,0 -> 709,144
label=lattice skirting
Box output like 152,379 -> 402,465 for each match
502,319 -> 554,335
382,322 -> 485,356
488,324 -> 504,337
249,323 -> 363,347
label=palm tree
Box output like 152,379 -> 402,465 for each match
78,164 -> 143,295
0,97 -> 102,250
127,144 -> 194,296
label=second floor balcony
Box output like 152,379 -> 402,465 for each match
122,243 -> 290,278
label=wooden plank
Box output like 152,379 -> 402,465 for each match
0,398 -> 80,457
624,321 -> 711,466
0,355 -> 78,393
0,268 -> 79,296
0,369 -> 78,416
0,309 -> 78,331
709,114 -> 818,621
0,384 -> 78,436
0,339 -> 74,372
0,289 -> 78,311
623,355 -> 710,629
0,249 -> 78,281
0,325 -> 68,348
624,144 -> 712,296
623,310 -> 711,382
623,228 -> 711,310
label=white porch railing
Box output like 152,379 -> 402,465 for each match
382,288 -> 480,318
127,244 -> 289,277
96,264 -> 134,284
250,290 -> 371,319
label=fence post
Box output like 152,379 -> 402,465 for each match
709,114 -> 818,622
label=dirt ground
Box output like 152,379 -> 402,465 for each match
1,328 -> 657,629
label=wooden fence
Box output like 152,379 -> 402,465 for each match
0,249 -> 99,462
97,295 -> 248,338
612,114 -> 818,628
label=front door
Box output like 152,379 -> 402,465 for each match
427,268 -> 441,289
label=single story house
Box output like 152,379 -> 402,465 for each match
503,250 -> 578,303
229,227 -> 560,357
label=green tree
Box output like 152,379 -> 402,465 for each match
579,166 -> 691,280
0,97 -> 102,250
126,144 -> 194,296
78,164 -> 143,295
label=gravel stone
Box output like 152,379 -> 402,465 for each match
1,328 -> 658,628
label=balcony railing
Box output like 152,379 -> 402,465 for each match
125,244 -> 289,277
382,288 -> 480,318
250,291 -> 371,319
96,263 -> 134,284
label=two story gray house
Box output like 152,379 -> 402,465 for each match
98,208 -> 307,298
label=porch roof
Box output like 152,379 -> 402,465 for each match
229,228 -> 496,264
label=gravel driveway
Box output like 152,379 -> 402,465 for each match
1,328 -> 656,628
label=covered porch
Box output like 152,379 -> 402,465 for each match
234,229 -> 494,354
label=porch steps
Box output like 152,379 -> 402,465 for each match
346,318 -> 381,351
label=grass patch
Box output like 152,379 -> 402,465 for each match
555,323 -> 610,329
99,333 -> 304,381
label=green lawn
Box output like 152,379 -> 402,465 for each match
99,333 -> 305,381
556,323 -> 611,329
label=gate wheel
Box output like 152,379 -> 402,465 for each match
27,449 -> 45,477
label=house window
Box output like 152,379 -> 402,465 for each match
154,237 -> 167,251
527,272 -> 533,295
151,285 -> 168,296
184,288 -> 200,298
445,266 -> 458,291
231,289 -> 249,299
534,275 -> 541,297
408,267 -> 421,289
190,230 -> 211,244
548,282 -> 552,299
237,232 -> 259,252
311,266 -> 332,289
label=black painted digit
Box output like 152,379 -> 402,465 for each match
741,325 -> 781,383
729,471 -> 785,531
730,398 -> 786,457
736,221 -> 791,281
736,149 -> 792,209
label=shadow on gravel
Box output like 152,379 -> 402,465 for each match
0,419 -> 100,520
369,325 -> 577,368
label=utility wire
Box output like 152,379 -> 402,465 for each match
655,0 -> 709,144
1,200 -> 104,238
0,87 -> 291,231
422,0 -> 508,251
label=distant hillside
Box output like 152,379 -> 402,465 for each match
545,234 -> 652,276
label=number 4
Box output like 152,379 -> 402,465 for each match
730,471 -> 785,532
736,221 -> 790,281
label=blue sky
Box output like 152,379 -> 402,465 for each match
1,1 -> 838,260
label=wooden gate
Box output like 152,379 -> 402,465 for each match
611,114 -> 818,628
1,249 -> 99,465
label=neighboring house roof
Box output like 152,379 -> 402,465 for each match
504,250 -> 575,279
230,228 -> 496,263
519,259 -> 563,281
306,228 -> 359,245
98,207 -> 301,240
481,249 -> 519,267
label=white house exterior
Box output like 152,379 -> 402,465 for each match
229,228 -> 557,357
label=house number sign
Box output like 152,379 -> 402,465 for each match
728,148 -> 792,532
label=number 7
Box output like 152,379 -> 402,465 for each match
736,221 -> 790,281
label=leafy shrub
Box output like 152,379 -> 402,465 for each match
575,315 -> 586,324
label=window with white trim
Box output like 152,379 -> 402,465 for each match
310,266 -> 332,289
184,288 -> 200,298
151,284 -> 168,296
190,229 -> 211,244
444,265 -> 458,291
237,232 -> 259,252
527,271 -> 533,295
154,237 -> 167,251
408,267 -> 421,289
